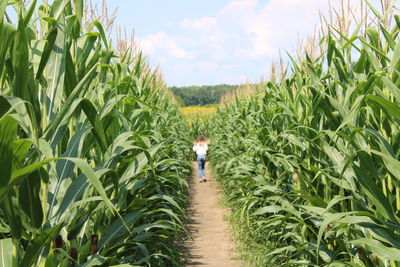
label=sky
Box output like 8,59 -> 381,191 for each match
102,0 -> 333,86
11,0 -> 386,87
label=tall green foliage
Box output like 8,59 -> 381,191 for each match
0,1 -> 191,266
210,3 -> 400,266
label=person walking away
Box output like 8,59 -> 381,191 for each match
193,135 -> 208,182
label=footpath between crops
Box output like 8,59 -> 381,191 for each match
183,162 -> 241,266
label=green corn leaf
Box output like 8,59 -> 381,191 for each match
98,211 -> 142,250
0,116 -> 18,187
381,76 -> 400,102
364,0 -> 384,21
0,158 -> 56,202
379,24 -> 396,50
23,0 -> 37,26
366,26 -> 380,51
20,224 -> 63,267
54,173 -> 87,220
0,1 -> 7,21
391,37 -> 400,83
79,99 -> 108,153
30,40 -> 46,76
1,192 -> 23,240
0,239 -> 14,267
93,20 -> 108,49
45,12 -> 66,123
354,50 -> 367,73
44,63 -> 98,139
350,238 -> 400,261
35,18 -> 57,79
12,10 -> 29,102
72,0 -> 83,24
18,170 -> 44,228
11,139 -> 32,172
50,0 -> 70,20
63,48 -> 77,96
0,23 -> 16,84
366,95 -> 400,120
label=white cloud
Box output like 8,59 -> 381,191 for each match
245,0 -> 330,58
137,0 -> 382,86
139,0 -> 343,63
138,32 -> 193,59
219,0 -> 339,59
174,0 -> 344,62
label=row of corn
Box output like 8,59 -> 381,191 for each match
209,1 -> 400,266
0,0 -> 191,266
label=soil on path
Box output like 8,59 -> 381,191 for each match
183,162 -> 241,267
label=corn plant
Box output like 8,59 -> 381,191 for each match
209,1 -> 400,266
0,0 -> 191,266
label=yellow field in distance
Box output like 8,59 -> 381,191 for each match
181,105 -> 217,122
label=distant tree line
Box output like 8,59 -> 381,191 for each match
169,84 -> 238,106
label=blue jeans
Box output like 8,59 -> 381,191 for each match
197,154 -> 206,178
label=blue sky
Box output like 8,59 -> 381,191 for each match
103,0 -> 331,86
103,0 -> 366,86
11,0 -> 384,86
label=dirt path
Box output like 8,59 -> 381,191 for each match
184,161 -> 241,267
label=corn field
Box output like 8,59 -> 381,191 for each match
0,0 -> 191,266
4,0 -> 400,266
209,1 -> 400,266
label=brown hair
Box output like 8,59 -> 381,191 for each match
197,135 -> 206,142
194,135 -> 210,145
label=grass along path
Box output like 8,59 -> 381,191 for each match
183,161 -> 241,266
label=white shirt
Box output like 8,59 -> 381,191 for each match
193,144 -> 208,156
